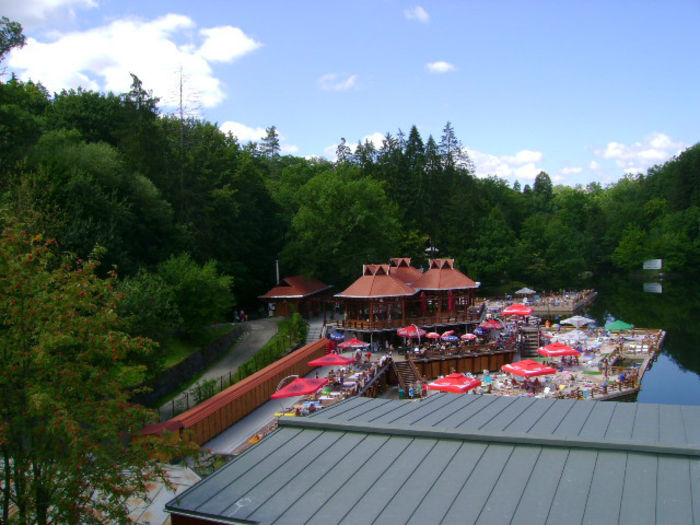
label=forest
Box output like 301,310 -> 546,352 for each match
1,18 -> 699,522
1,26 -> 699,342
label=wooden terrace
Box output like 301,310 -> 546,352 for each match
337,305 -> 485,332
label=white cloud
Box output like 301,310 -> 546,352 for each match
220,121 -> 267,142
198,26 -> 261,63
404,6 -> 430,23
595,132 -> 686,174
469,147 -> 545,180
362,132 -> 385,150
514,163 -> 540,180
426,61 -> 456,73
318,73 -> 357,91
589,160 -> 600,170
281,144 -> 299,154
220,121 -> 298,154
7,14 -> 261,108
560,166 -> 582,175
3,0 -> 97,29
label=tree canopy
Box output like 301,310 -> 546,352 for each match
0,224 -> 194,524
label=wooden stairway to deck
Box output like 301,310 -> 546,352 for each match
520,326 -> 541,357
393,360 -> 422,394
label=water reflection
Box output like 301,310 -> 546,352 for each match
586,276 -> 700,405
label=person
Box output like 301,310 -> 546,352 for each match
408,383 -> 415,399
355,348 -> 362,362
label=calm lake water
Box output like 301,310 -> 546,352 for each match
584,275 -> 700,405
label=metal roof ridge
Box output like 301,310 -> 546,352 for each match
277,417 -> 700,457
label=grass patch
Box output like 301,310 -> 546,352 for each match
161,325 -> 236,368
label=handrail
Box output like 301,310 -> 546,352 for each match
357,361 -> 392,397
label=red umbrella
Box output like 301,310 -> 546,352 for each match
461,333 -> 477,341
270,377 -> 328,399
501,359 -> 556,378
502,303 -> 534,316
537,342 -> 581,358
442,330 -> 455,336
397,326 -> 426,338
427,373 -> 482,394
308,354 -> 356,367
479,319 -> 502,330
426,332 -> 441,339
338,338 -> 370,349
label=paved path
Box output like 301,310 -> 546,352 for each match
197,317 -> 282,383
158,317 -> 281,419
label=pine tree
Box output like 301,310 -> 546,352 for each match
260,126 -> 281,158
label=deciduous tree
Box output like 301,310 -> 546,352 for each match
0,224 -> 193,524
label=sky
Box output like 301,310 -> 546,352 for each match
3,0 -> 699,187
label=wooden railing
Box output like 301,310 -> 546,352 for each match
148,339 -> 327,445
339,304 -> 485,332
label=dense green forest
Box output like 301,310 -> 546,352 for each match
1,26 -> 699,337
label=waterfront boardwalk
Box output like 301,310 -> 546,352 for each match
484,289 -> 598,318
468,326 -> 665,401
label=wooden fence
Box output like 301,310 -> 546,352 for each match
154,339 -> 327,445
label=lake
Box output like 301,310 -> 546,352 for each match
583,275 -> 700,405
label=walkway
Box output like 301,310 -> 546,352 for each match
158,317 -> 281,419
197,317 -> 281,383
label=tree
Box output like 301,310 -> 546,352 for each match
335,137 -> 352,165
259,125 -> 280,158
26,130 -> 176,274
532,171 -> 553,210
612,224 -> 648,271
465,207 -> 517,284
282,168 -> 401,285
117,269 -> 182,344
0,224 -> 193,524
157,253 -> 234,335
0,17 -> 25,70
0,78 -> 49,174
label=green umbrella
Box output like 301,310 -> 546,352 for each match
605,319 -> 634,331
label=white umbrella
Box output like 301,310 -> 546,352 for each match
515,287 -> 536,295
556,329 -> 587,343
560,315 -> 595,329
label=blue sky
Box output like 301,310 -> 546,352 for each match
4,0 -> 699,186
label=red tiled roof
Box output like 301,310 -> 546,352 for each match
389,257 -> 423,284
259,275 -> 331,299
412,258 -> 479,291
336,264 -> 417,298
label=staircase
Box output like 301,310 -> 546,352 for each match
393,360 -> 422,394
305,317 -> 325,345
520,326 -> 541,358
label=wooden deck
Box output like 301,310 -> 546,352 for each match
337,305 -> 485,332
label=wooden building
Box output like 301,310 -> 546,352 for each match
412,258 -> 479,318
259,275 -> 332,318
335,258 -> 482,333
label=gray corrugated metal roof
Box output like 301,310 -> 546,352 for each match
167,394 -> 700,524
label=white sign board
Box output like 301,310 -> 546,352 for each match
643,282 -> 663,294
643,259 -> 663,270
